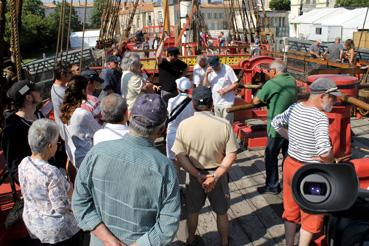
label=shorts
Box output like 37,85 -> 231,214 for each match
282,156 -> 324,234
214,105 -> 234,123
186,169 -> 230,215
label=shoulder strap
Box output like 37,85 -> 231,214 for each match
167,97 -> 192,124
52,86 -> 64,100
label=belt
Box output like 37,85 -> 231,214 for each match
287,155 -> 303,163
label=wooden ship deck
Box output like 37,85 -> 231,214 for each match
168,117 -> 369,246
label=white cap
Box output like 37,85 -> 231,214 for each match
176,77 -> 192,92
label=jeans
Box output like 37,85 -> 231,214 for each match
264,137 -> 288,189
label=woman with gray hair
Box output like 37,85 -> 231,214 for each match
120,52 -> 156,113
18,119 -> 81,245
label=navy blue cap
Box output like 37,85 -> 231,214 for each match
81,69 -> 104,83
192,86 -> 212,106
208,56 -> 220,68
167,47 -> 180,56
131,94 -> 167,127
7,80 -> 42,100
106,55 -> 120,63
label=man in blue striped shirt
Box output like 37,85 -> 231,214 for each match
72,94 -> 181,246
272,78 -> 340,246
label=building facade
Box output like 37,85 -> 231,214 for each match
43,2 -> 94,24
289,0 -> 336,21
118,3 -> 155,36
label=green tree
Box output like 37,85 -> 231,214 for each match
23,0 -> 45,17
269,0 -> 291,11
336,0 -> 369,7
46,2 -> 82,36
4,0 -> 48,52
41,2 -> 82,52
4,0 -> 82,54
91,0 -> 104,28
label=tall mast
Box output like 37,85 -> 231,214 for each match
162,0 -> 170,34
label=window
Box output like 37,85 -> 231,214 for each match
208,13 -> 212,19
315,27 -> 322,35
148,15 -> 152,26
158,11 -> 163,23
136,16 -> 140,28
214,13 -> 217,18
219,13 -> 224,19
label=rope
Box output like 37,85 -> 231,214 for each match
237,0 -> 248,42
9,0 -> 22,80
123,0 -> 140,40
246,0 -> 256,41
55,0 -> 63,61
235,0 -> 247,42
259,0 -> 274,48
109,0 -> 122,42
65,0 -> 74,59
243,0 -> 252,43
80,0 -> 88,68
229,0 -> 238,38
357,7 -> 369,50
59,0 -> 66,60
102,0 -> 114,46
249,0 -> 259,38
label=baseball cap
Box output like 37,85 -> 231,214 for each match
7,80 -> 42,100
310,78 -> 342,97
106,55 -> 120,63
131,94 -> 167,127
208,56 -> 220,68
192,86 -> 212,106
176,77 -> 192,92
167,47 -> 180,56
80,69 -> 104,83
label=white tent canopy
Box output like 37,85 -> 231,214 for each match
290,7 -> 369,42
70,30 -> 100,49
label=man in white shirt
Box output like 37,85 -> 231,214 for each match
193,55 -> 208,87
203,56 -> 238,123
166,77 -> 194,161
93,93 -> 129,145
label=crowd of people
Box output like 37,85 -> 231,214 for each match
309,37 -> 359,65
1,37 -> 343,246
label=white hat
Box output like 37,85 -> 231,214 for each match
176,77 -> 192,92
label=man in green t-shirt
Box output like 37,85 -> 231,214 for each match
253,60 -> 297,194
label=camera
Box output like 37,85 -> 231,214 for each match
292,163 -> 369,245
